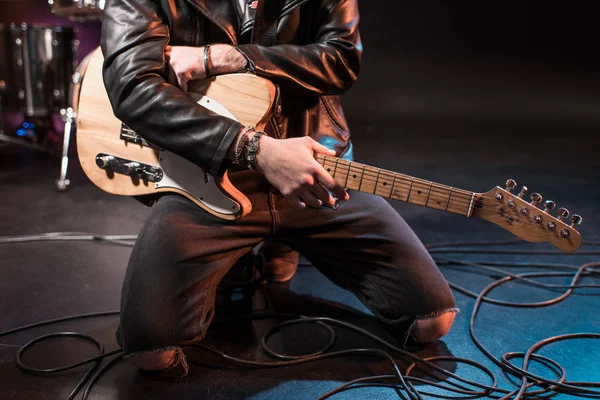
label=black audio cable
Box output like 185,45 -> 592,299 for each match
1,233 -> 599,399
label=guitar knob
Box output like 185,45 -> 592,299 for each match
570,214 -> 583,227
517,186 -> 528,198
95,155 -> 115,169
505,179 -> 517,192
543,200 -> 555,213
529,193 -> 542,205
557,207 -> 569,221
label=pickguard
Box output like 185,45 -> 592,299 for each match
153,94 -> 241,216
155,151 -> 240,216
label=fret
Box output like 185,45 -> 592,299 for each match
445,187 -> 453,211
345,162 -> 362,191
332,158 -> 339,180
406,177 -> 415,202
424,181 -> 433,206
318,155 -> 326,168
343,160 -> 350,188
389,172 -> 397,199
358,164 -> 366,192
322,156 -> 340,186
373,168 -> 380,195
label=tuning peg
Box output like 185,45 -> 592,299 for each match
530,193 -> 542,205
557,207 -> 569,221
570,214 -> 583,227
543,200 -> 555,213
505,179 -> 517,192
517,186 -> 528,198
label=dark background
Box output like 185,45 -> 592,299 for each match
2,1 -> 598,62
1,1 -> 599,130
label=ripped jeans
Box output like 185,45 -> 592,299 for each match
116,169 -> 457,364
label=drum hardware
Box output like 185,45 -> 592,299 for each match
55,50 -> 94,190
0,22 -> 82,182
56,107 -> 76,190
10,23 -> 78,117
48,0 -> 105,22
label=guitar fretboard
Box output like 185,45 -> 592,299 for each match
316,155 -> 476,217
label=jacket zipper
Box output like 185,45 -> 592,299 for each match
185,0 -> 311,44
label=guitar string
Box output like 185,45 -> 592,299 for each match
318,157 -> 570,227
320,167 -> 531,217
321,165 -> 475,206
318,156 -> 549,213
318,155 -> 475,202
317,156 -> 476,213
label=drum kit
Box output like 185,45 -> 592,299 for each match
0,0 -> 105,190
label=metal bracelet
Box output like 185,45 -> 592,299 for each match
244,131 -> 265,171
203,44 -> 211,77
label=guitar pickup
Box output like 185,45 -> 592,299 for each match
95,153 -> 163,183
120,124 -> 151,147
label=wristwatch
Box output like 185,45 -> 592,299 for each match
244,131 -> 265,171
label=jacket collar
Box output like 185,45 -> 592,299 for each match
185,0 -> 311,45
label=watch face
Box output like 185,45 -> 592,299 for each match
248,141 -> 259,151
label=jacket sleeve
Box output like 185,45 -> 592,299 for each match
236,0 -> 362,96
100,0 -> 244,176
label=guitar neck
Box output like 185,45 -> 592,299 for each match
316,155 -> 477,217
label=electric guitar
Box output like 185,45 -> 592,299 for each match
75,47 -> 583,253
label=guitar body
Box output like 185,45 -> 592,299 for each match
76,47 -> 277,220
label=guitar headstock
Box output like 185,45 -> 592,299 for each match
472,179 -> 582,253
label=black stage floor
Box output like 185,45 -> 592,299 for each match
1,108 -> 600,397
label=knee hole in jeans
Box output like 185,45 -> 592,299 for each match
412,310 -> 456,344
129,349 -> 178,371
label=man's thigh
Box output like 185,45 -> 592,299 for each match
119,189 -> 271,356
278,191 -> 457,326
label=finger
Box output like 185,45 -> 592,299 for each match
310,180 -> 336,207
297,190 -> 322,208
309,139 -> 336,156
312,160 -> 336,190
330,186 -> 350,202
285,194 -> 306,209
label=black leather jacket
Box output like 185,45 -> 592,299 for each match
100,0 -> 361,176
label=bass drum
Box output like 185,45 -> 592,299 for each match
9,23 -> 78,117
